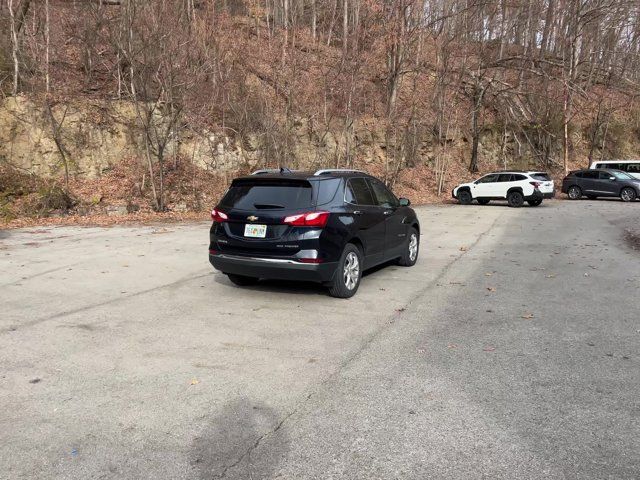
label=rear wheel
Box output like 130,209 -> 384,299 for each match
477,198 -> 490,205
567,185 -> 582,200
328,244 -> 362,298
527,198 -> 542,206
398,228 -> 419,267
507,191 -> 524,208
457,190 -> 472,205
620,187 -> 637,202
227,274 -> 260,286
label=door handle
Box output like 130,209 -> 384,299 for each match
383,210 -> 393,215
352,210 -> 363,215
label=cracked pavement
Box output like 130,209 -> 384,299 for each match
1,200 -> 639,479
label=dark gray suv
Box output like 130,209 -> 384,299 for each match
561,169 -> 640,202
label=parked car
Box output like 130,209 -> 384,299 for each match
208,169 -> 420,298
590,160 -> 640,180
452,171 -> 553,207
562,169 -> 640,202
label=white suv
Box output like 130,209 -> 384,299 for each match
452,171 -> 554,207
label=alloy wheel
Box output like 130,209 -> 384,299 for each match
621,188 -> 636,202
408,234 -> 418,262
568,186 -> 581,200
343,252 -> 360,290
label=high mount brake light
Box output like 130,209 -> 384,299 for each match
283,211 -> 330,227
211,209 -> 228,223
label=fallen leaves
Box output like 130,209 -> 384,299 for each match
521,313 -> 535,319
190,378 -> 200,386
487,287 -> 496,292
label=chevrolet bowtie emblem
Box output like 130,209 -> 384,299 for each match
247,215 -> 259,222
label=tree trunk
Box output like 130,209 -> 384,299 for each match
342,0 -> 348,56
311,0 -> 316,42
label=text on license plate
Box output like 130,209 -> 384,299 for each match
244,224 -> 267,238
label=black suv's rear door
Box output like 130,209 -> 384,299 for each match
345,178 -> 386,267
367,178 -> 406,258
579,171 -> 599,193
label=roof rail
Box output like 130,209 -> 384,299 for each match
251,167 -> 296,175
314,168 -> 366,176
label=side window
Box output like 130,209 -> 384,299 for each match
627,164 -> 640,173
512,174 -> 527,181
599,171 -> 613,180
594,163 -> 604,169
346,178 -> 375,206
368,179 -> 398,208
583,171 -> 598,179
477,174 -> 499,184
316,178 -> 341,205
497,174 -> 513,182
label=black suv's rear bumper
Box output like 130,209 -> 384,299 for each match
209,253 -> 338,283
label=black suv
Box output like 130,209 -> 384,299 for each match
562,169 -> 640,202
209,169 -> 420,298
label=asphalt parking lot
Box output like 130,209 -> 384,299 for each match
1,199 -> 639,479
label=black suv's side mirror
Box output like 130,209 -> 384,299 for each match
399,198 -> 411,207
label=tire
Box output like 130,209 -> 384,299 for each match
507,190 -> 524,208
477,198 -> 490,205
527,198 -> 542,206
620,187 -> 637,202
398,228 -> 419,267
457,190 -> 472,205
567,185 -> 582,200
227,274 -> 260,286
587,195 -> 597,200
328,244 -> 363,298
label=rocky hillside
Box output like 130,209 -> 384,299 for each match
2,0 -> 640,224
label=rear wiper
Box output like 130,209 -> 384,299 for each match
253,203 -> 285,209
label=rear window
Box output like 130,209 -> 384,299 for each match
530,172 -> 551,181
220,179 -> 313,210
316,178 -> 341,205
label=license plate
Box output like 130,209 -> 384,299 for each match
244,224 -> 267,238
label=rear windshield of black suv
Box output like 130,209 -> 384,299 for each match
220,179 -> 313,210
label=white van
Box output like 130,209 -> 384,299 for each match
590,160 -> 640,179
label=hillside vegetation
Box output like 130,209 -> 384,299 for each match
1,0 -> 640,222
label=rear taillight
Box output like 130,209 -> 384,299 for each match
283,211 -> 330,227
530,181 -> 541,188
211,208 -> 228,223
298,258 -> 324,264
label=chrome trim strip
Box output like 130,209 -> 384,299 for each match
215,254 -> 302,265
315,168 -> 366,176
